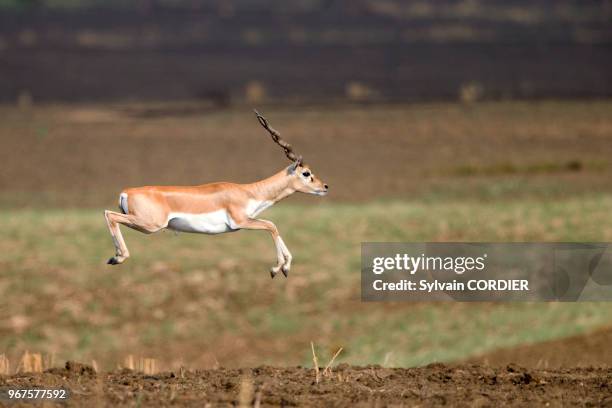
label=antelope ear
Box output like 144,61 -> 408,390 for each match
288,160 -> 300,174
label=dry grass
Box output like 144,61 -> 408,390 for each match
0,354 -> 9,375
238,377 -> 255,408
1,101 -> 612,207
323,347 -> 343,376
0,351 -> 46,374
310,342 -> 320,383
0,352 -> 51,375
122,355 -> 159,374
310,341 -> 343,384
16,351 -> 43,374
0,352 -> 159,375
236,375 -> 264,408
311,343 -> 345,383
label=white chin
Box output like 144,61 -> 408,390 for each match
314,191 -> 328,196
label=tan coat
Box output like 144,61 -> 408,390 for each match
104,163 -> 328,278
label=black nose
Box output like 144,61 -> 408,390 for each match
324,184 -> 329,190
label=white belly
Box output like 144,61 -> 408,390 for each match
166,210 -> 238,234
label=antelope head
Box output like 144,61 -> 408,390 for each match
254,110 -> 329,196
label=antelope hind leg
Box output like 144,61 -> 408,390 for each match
104,210 -> 164,265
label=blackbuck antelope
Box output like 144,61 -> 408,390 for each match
104,110 -> 328,278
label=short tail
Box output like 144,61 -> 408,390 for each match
118,192 -> 129,214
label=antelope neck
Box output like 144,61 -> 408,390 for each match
248,168 -> 296,203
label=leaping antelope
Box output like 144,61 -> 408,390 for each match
104,110 -> 328,278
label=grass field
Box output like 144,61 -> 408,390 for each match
1,100 -> 612,373
2,196 -> 612,371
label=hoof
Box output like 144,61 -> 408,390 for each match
281,266 -> 289,278
270,269 -> 278,279
107,257 -> 120,265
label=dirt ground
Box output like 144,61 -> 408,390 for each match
4,328 -> 611,407
1,361 -> 610,407
3,330 -> 612,407
469,326 -> 612,369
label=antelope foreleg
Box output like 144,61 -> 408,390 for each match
277,236 -> 292,277
236,218 -> 290,278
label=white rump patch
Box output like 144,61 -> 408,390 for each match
119,193 -> 129,214
166,210 -> 238,234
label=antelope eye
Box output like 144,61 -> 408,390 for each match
302,171 -> 311,177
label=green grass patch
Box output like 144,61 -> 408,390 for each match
0,196 -> 611,369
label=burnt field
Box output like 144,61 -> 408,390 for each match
1,1 -> 611,103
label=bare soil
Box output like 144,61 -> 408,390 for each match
469,326 -> 612,369
1,362 -> 611,407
